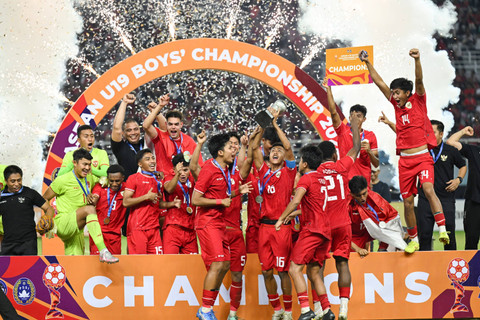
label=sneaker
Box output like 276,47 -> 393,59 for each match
322,309 -> 335,320
197,308 -> 217,320
338,304 -> 347,320
404,240 -> 419,254
272,309 -> 285,320
439,231 -> 450,245
283,311 -> 293,320
298,310 -> 316,320
99,249 -> 119,264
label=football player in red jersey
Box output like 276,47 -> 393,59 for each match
360,48 -> 449,253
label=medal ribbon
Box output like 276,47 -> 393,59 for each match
127,142 -> 143,154
73,170 -> 90,197
141,171 -> 162,193
258,168 -> 282,195
177,181 -> 191,207
231,156 -> 237,175
429,142 -> 444,163
170,134 -> 184,155
355,199 -> 379,222
107,187 -> 119,220
212,159 -> 232,196
1,187 -> 24,197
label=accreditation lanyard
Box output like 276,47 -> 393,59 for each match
1,187 -> 24,197
73,170 -> 90,197
349,125 -> 366,141
127,142 -> 142,154
429,142 -> 444,163
170,134 -> 183,155
356,199 -> 379,222
213,159 -> 232,196
107,187 -> 119,220
141,171 -> 162,193
258,168 -> 281,196
177,181 -> 191,207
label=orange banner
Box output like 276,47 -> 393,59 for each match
326,45 -> 373,86
1,251 -> 479,319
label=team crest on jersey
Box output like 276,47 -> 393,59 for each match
93,160 -> 98,167
405,102 -> 412,109
441,155 -> 448,162
120,191 -> 124,197
0,279 -> 7,295
231,178 -> 236,185
276,171 -> 281,178
18,197 -> 25,204
13,278 -> 35,305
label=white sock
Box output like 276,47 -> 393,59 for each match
229,310 -> 236,317
274,309 -> 284,315
340,297 -> 349,307
301,307 -> 310,314
439,225 -> 447,234
201,306 -> 211,313
411,236 -> 419,243
314,301 -> 322,314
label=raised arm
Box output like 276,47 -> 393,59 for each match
240,127 -> 262,180
236,133 -> 248,171
253,127 -> 266,171
270,107 -> 294,161
322,77 -> 341,128
163,162 -> 183,194
446,126 -> 474,151
112,93 -> 136,142
378,111 -> 397,133
346,115 -> 361,160
359,50 -> 391,100
409,49 -> 424,96
142,94 -> 170,140
189,130 -> 207,180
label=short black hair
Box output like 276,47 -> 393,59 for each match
4,165 -> 22,181
271,142 -> 285,149
73,148 -> 93,161
77,124 -> 93,136
350,104 -> 367,117
300,144 -> 323,170
135,148 -> 153,164
207,133 -> 231,158
227,131 -> 240,143
430,120 -> 444,133
318,140 -> 336,160
390,78 -> 413,95
263,127 -> 280,144
172,153 -> 190,167
123,118 -> 139,130
107,164 -> 125,176
349,175 -> 368,195
166,110 -> 183,122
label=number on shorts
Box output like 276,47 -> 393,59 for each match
276,256 -> 285,268
240,255 -> 246,267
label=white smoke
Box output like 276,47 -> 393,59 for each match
0,1 -> 82,190
299,0 -> 459,185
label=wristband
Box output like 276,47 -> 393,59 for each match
216,199 -> 222,205
457,176 -> 463,183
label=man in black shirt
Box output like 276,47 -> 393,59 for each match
0,165 -> 54,255
447,125 -> 480,250
417,120 -> 466,251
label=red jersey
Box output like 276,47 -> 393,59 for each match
317,157 -> 354,229
194,159 -> 230,229
335,121 -> 378,184
125,172 -> 163,231
258,162 -> 297,220
246,172 -> 260,228
92,183 -> 127,235
347,196 -> 373,247
163,174 -> 196,230
390,93 -> 437,154
224,170 -> 243,229
296,171 -> 330,239
152,127 -> 202,175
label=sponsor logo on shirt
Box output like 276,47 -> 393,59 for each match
216,178 -> 223,181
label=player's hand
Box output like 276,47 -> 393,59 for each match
147,101 -> 159,113
358,50 -> 369,63
445,178 -> 461,192
274,219 -> 284,231
174,162 -> 183,176
36,215 -> 54,235
249,126 -> 261,141
361,139 -> 371,152
145,188 -> 159,202
87,193 -> 99,205
357,248 -> 369,258
240,133 -> 249,146
196,130 -> 207,144
409,48 -> 420,59
350,113 -> 360,130
239,181 -> 253,195
122,93 -> 136,104
221,198 -> 232,207
158,94 -> 170,107
463,126 -> 474,137
378,111 -> 391,125
268,106 -> 280,122
321,77 -> 330,88
172,196 -> 182,208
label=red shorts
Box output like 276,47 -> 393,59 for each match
163,225 -> 198,254
225,227 -> 247,272
330,225 -> 352,260
291,230 -> 330,266
399,152 -> 434,199
196,224 -> 230,269
258,224 -> 292,272
89,232 -> 122,255
351,235 -> 373,252
245,225 -> 259,253
127,228 -> 163,254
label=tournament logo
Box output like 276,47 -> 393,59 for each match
13,277 -> 35,305
43,263 -> 67,319
0,279 -> 7,295
446,258 -> 470,313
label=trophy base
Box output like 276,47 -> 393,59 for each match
254,110 -> 274,128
